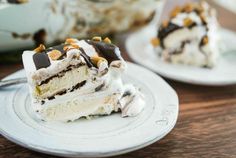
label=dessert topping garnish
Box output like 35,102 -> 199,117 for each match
183,17 -> 193,27
34,44 -> 46,53
92,36 -> 102,42
151,38 -> 160,47
202,36 -> 208,45
170,6 -> 181,18
48,50 -> 62,60
65,38 -> 77,44
90,56 -> 108,68
162,20 -> 169,28
103,37 -> 111,44
63,44 -> 80,52
70,43 -> 80,49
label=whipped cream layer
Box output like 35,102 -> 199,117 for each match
153,2 -> 219,68
23,37 -> 145,121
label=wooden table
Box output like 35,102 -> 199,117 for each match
1,1 -> 236,158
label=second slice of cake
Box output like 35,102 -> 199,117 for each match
152,2 -> 220,68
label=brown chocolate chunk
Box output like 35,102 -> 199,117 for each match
33,52 -> 51,70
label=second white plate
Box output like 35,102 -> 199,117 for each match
126,25 -> 236,86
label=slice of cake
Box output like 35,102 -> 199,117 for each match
151,2 -> 219,68
22,37 -> 145,121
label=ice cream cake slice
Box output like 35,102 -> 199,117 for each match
22,37 -> 145,121
151,1 -> 219,68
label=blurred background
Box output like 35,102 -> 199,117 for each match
0,0 -> 236,64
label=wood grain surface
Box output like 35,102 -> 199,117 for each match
1,0 -> 236,158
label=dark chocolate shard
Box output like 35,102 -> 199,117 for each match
86,40 -> 122,64
33,52 -> 51,70
158,22 -> 182,48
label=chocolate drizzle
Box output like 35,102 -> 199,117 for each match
79,48 -> 95,67
32,38 -> 123,71
158,23 -> 182,48
86,40 -> 122,64
170,40 -> 191,55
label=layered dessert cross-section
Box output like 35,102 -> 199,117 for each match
22,37 -> 145,121
151,1 -> 219,68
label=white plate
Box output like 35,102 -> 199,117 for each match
214,0 -> 236,14
0,63 -> 178,157
126,25 -> 236,86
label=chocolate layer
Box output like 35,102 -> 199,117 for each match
95,82 -> 105,92
47,80 -> 87,101
70,80 -> 86,92
86,40 -> 122,64
38,63 -> 85,86
79,48 -> 95,68
158,22 -> 182,48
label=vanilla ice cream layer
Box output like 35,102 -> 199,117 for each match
39,93 -> 121,122
34,65 -> 88,99
33,77 -> 138,121
32,75 -> 145,121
